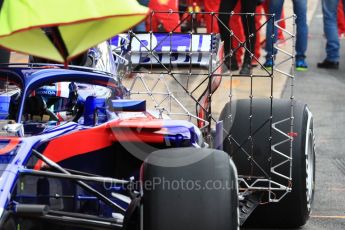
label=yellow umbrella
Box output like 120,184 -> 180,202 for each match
0,0 -> 148,65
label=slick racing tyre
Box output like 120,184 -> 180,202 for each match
0,213 -> 15,230
219,99 -> 315,228
141,148 -> 239,230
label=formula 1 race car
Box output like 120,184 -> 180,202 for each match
0,12 -> 315,230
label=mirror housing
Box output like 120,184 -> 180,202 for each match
3,123 -> 24,136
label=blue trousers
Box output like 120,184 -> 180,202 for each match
321,0 -> 345,62
265,0 -> 308,61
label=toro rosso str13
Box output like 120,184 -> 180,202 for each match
0,15 -> 315,230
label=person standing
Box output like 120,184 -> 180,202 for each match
254,0 -> 286,66
263,0 -> 309,71
317,0 -> 345,69
202,0 -> 220,33
337,0 -> 345,38
208,1 -> 245,66
147,0 -> 181,32
218,0 -> 260,75
134,0 -> 150,32
202,0 -> 245,41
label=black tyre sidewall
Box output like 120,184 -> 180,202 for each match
220,99 -> 315,228
141,148 -> 239,230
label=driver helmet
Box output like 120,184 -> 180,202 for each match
31,82 -> 78,121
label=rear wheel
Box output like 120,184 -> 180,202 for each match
141,148 -> 239,230
219,99 -> 315,228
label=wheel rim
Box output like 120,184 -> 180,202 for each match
306,128 -> 315,211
